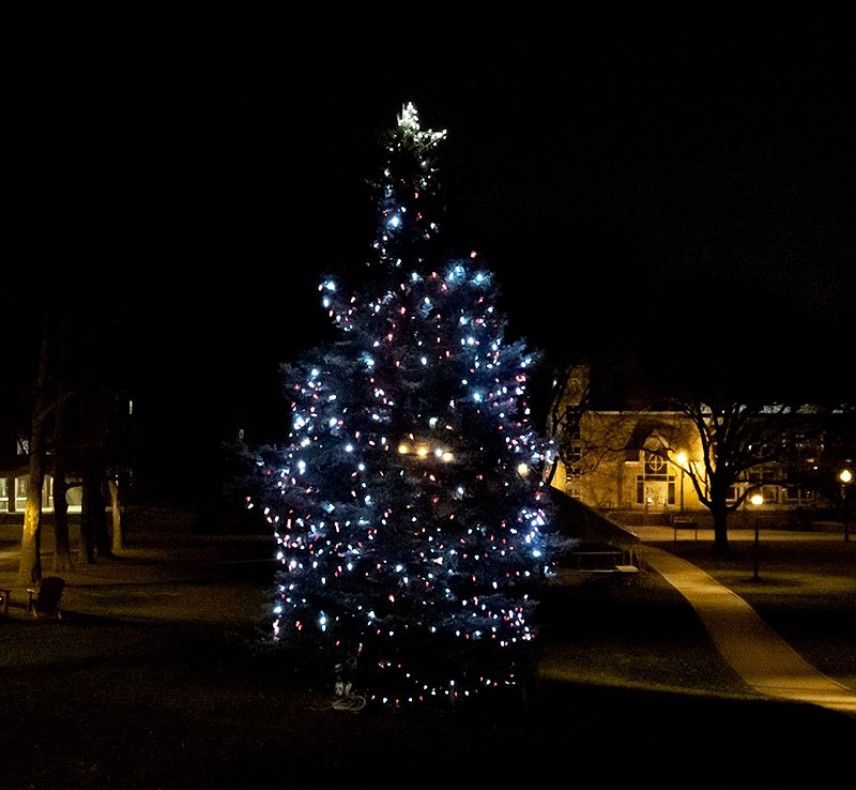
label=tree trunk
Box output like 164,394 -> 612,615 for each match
81,468 -> 99,563
18,324 -> 50,587
545,455 -> 560,487
89,468 -> 112,559
712,506 -> 729,553
52,463 -> 72,572
18,437 -> 45,586
108,476 -> 124,553
95,481 -> 112,558
6,474 -> 16,513
52,373 -> 73,571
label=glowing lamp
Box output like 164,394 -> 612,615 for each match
516,463 -> 530,478
398,443 -> 410,455
441,452 -> 454,463
840,469 -> 853,542
675,452 -> 688,467
749,493 -> 764,507
416,446 -> 429,459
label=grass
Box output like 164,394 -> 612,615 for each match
654,532 -> 856,688
2,528 -> 856,787
539,569 -> 750,697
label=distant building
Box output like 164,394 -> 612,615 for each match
0,461 -> 83,516
0,391 -> 134,520
549,365 -> 831,517
1,427 -> 81,515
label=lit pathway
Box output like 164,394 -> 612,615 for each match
644,545 -> 856,716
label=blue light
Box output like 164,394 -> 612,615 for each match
268,106 -> 552,700
446,263 -> 466,282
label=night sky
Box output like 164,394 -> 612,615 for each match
6,9 -> 856,489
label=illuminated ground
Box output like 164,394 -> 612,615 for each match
645,528 -> 856,688
644,545 -> 856,714
1,526 -> 854,786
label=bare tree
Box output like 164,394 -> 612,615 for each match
80,462 -> 107,562
50,452 -> 73,572
78,384 -> 133,560
545,363 -> 581,486
653,399 -> 801,552
107,473 -> 125,553
50,359 -> 75,571
18,328 -> 50,586
547,364 -> 640,497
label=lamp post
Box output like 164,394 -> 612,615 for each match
675,452 -> 688,514
749,492 -> 764,581
839,468 -> 852,542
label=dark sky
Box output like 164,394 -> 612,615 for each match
6,8 -> 856,461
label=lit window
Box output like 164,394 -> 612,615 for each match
644,451 -> 667,478
785,487 -> 813,502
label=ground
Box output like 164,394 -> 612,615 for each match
649,528 -> 856,687
1,517 -> 855,787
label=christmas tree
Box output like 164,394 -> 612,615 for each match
255,103 -> 551,705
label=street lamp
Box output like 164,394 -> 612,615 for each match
675,452 -> 688,514
749,492 -> 764,581
839,468 -> 852,542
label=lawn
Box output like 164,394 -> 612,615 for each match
539,569 -> 749,697
653,532 -> 856,688
2,528 -> 855,787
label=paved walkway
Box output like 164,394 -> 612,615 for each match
645,545 -> 856,716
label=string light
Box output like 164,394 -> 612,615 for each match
258,101 -> 551,706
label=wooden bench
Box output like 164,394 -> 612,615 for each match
672,517 -> 699,541
568,549 -> 623,571
26,576 -> 65,620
